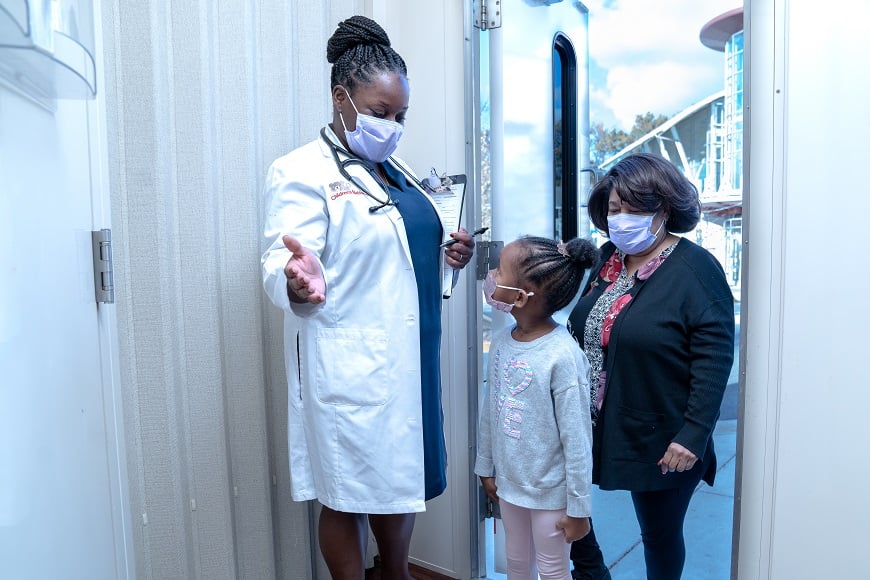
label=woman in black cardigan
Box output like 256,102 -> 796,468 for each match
568,153 -> 734,580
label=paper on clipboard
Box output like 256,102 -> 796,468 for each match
426,173 -> 467,298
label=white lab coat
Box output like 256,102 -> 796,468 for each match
261,127 -> 454,514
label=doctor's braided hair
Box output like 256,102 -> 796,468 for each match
327,15 -> 407,93
514,236 -> 600,315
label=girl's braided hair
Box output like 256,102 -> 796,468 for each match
514,237 -> 600,315
326,15 -> 408,92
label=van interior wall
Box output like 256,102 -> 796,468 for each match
740,1 -> 870,578
102,1 -> 366,578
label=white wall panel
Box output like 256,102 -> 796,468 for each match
771,1 -> 870,577
101,1 -> 363,578
740,0 -> 870,578
0,86 -> 129,580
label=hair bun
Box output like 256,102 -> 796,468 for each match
326,15 -> 391,64
565,238 -> 600,269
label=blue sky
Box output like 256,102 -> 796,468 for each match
584,0 -> 741,130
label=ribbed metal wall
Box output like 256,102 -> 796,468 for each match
100,1 -> 363,578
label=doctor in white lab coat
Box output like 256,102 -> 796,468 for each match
260,15 -> 474,580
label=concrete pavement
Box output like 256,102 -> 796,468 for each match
589,419 -> 737,579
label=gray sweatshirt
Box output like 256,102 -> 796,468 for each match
475,325 -> 592,517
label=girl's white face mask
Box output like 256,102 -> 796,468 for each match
339,88 -> 403,164
483,271 -> 534,314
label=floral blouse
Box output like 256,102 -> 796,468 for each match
583,240 -> 680,422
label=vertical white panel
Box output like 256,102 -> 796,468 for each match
0,94 -> 121,580
210,2 -> 276,578
255,1 -> 307,578
0,3 -> 131,578
734,1 -> 784,577
105,0 -> 199,575
771,1 -> 870,578
740,0 -> 870,578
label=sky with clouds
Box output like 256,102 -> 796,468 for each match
584,0 -> 741,130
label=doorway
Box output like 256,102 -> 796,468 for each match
474,2 -> 742,578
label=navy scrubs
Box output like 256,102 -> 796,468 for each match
383,162 -> 447,501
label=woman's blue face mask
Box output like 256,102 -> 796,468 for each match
607,212 -> 664,255
339,88 -> 404,164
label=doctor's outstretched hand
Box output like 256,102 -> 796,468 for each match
282,235 -> 326,304
444,228 -> 475,269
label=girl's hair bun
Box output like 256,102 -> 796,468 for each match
326,15 -> 391,64
564,238 -> 600,269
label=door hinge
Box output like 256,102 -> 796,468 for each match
474,0 -> 502,30
475,240 -> 504,279
91,229 -> 115,304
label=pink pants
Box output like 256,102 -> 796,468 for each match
499,499 -> 571,580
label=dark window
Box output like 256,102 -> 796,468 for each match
553,34 -> 578,241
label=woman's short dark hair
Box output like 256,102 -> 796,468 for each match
587,153 -> 701,235
326,15 -> 407,93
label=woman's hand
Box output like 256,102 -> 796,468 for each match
658,442 -> 698,474
282,235 -> 326,304
479,476 -> 499,503
444,228 -> 475,269
556,515 -> 591,543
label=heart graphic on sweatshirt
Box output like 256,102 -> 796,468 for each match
504,356 -> 533,396
493,356 -> 533,439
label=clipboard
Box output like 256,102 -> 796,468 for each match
425,173 -> 467,298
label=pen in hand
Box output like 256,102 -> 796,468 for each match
440,227 -> 489,248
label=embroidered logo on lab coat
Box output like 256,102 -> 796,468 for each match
329,180 -> 366,201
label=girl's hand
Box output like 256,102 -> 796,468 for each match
282,235 -> 326,304
556,515 -> 590,543
479,476 -> 499,503
657,442 -> 698,474
445,228 -> 474,269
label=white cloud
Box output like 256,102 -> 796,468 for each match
584,0 -> 741,130
502,56 -> 552,129
604,61 -> 723,128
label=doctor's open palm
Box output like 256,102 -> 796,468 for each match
282,235 -> 326,304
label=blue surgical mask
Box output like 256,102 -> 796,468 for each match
483,271 -> 534,314
607,212 -> 665,255
339,88 -> 403,164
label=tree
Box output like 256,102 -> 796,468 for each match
591,112 -> 669,167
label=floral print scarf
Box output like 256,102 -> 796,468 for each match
583,239 -> 679,423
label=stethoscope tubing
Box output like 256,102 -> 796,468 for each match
320,128 -> 397,212
320,128 -> 429,212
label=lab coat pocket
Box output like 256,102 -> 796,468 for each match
315,327 -> 388,405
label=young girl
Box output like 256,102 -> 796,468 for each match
475,236 -> 599,580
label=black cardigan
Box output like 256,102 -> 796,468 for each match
568,239 -> 734,491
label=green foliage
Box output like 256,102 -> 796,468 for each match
591,112 -> 669,167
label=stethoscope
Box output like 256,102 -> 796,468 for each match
320,128 -> 400,213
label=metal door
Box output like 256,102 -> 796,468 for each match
477,0 -> 591,576
0,67 -> 129,580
